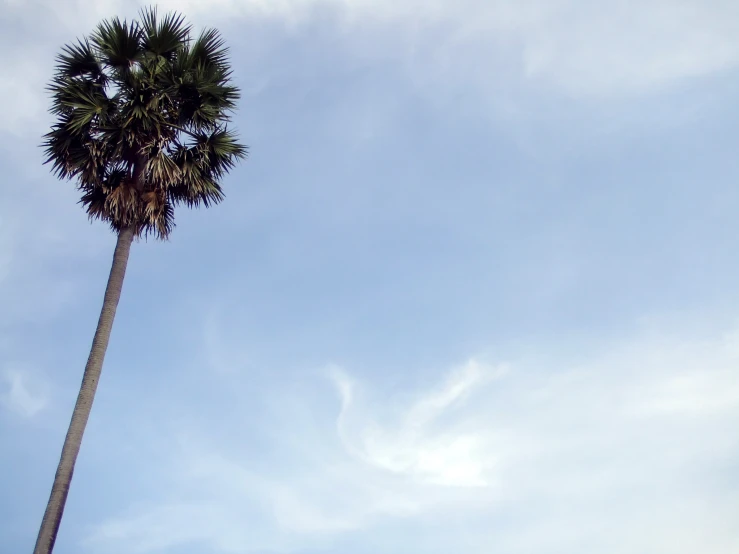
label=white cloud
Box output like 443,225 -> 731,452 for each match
154,0 -> 739,97
2,0 -> 738,138
85,320 -> 739,554
503,0 -> 739,96
1,368 -> 49,417
334,360 -> 509,487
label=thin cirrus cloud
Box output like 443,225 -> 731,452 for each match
1,1 -> 738,553
0,369 -> 49,418
2,0 -> 739,138
334,360 -> 509,488
84,320 -> 739,554
153,0 -> 739,97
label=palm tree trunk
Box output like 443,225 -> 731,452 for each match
33,226 -> 135,554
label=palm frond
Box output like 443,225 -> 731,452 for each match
42,117 -> 110,185
50,78 -> 114,132
79,184 -> 109,222
168,175 -> 225,208
168,62 -> 239,128
188,28 -> 229,70
45,6 -> 247,241
55,39 -> 106,83
146,146 -> 182,185
196,127 -> 248,176
140,6 -> 191,59
92,17 -> 143,69
167,141 -> 225,208
43,121 -> 85,179
141,189 -> 175,237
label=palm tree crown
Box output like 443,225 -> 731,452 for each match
43,7 -> 247,238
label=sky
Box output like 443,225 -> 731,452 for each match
1,0 -> 739,553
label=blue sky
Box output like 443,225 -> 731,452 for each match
2,0 -> 739,553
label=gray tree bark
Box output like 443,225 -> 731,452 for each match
33,225 -> 135,554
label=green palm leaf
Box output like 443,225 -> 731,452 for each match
140,7 -> 191,59
35,9 -> 247,554
42,5 -> 246,240
92,17 -> 143,69
55,39 -> 106,83
188,28 -> 230,70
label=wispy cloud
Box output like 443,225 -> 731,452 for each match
3,0 -> 738,139
154,0 -> 739,97
1,368 -> 49,418
3,2 -> 738,554
85,320 -> 739,554
334,359 -> 508,487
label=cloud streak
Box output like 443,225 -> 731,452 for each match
1,368 -> 49,418
85,319 -> 739,554
2,2 -> 738,554
156,0 -> 739,97
3,0 -> 739,139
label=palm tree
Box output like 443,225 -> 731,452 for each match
34,7 -> 246,554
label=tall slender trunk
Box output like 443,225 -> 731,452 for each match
33,226 -> 135,554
